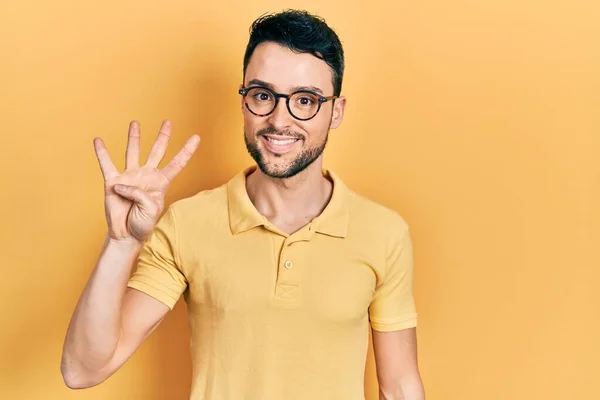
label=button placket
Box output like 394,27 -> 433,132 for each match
274,238 -> 301,301
278,238 -> 297,282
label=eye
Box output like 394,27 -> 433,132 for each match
295,95 -> 317,107
253,90 -> 272,101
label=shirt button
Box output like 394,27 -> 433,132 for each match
284,260 -> 293,269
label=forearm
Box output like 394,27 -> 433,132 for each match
61,235 -> 142,379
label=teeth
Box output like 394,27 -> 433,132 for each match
266,137 -> 298,145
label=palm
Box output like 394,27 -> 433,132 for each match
94,120 -> 200,242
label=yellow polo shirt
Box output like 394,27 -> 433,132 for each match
127,166 -> 417,400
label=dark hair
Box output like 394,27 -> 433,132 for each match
243,10 -> 345,96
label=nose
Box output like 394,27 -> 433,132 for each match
267,97 -> 294,131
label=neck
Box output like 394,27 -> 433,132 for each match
245,160 -> 333,223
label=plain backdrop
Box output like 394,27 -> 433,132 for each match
1,0 -> 598,399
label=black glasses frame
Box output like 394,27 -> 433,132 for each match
238,85 -> 337,121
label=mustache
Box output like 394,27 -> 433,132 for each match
257,127 -> 304,139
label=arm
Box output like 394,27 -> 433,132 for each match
60,235 -> 170,389
370,217 -> 423,399
372,328 -> 425,400
61,120 -> 199,389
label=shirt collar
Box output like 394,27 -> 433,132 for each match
227,166 -> 350,238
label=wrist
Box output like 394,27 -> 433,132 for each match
104,234 -> 144,254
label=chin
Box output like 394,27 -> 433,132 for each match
256,161 -> 296,179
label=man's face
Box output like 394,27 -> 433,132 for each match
242,42 -> 345,179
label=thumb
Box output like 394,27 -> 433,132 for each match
113,184 -> 159,214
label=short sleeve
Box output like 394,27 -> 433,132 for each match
127,206 -> 187,309
369,224 -> 418,332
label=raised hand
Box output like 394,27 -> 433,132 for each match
94,120 -> 200,243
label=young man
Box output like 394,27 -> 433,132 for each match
61,10 -> 425,400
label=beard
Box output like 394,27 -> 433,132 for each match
244,127 -> 328,179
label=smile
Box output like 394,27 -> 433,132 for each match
265,137 -> 299,145
261,135 -> 301,154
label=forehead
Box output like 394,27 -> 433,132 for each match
245,42 -> 334,93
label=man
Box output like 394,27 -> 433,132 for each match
61,9 -> 425,400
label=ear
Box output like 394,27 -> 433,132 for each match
329,96 -> 346,129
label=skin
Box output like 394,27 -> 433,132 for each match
374,329 -> 425,400
61,40 -> 424,399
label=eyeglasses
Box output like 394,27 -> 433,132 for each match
239,86 -> 337,121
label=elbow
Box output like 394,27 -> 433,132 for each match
61,370 -> 103,390
60,358 -> 102,390
61,367 -> 92,390
62,376 -> 87,390
61,370 -> 86,390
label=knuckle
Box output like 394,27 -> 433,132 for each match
181,148 -> 193,159
171,157 -> 185,170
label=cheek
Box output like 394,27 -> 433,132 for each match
314,105 -> 333,126
242,114 -> 260,134
300,117 -> 330,141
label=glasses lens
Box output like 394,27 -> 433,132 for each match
245,87 -> 275,115
289,92 -> 320,120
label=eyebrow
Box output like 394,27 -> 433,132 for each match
247,79 -> 324,95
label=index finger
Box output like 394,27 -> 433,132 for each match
161,134 -> 200,182
94,137 -> 119,181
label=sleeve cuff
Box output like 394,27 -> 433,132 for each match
127,279 -> 180,310
370,315 -> 418,332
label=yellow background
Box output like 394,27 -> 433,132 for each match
1,0 -> 598,399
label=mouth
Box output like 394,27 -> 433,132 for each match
261,135 -> 301,154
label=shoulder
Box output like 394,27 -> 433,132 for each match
347,190 -> 409,238
166,183 -> 229,225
